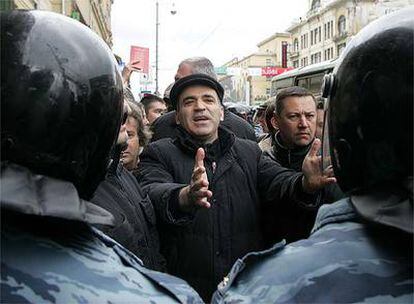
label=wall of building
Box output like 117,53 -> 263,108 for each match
288,0 -> 413,68
10,0 -> 113,46
222,53 -> 278,105
257,33 -> 292,66
219,33 -> 292,105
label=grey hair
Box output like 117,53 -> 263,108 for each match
180,57 -> 217,80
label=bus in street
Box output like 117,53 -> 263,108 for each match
270,59 -> 337,99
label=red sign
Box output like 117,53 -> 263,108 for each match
261,67 -> 293,77
282,41 -> 288,68
130,46 -> 149,74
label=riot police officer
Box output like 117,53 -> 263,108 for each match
1,10 -> 202,303
212,7 -> 413,303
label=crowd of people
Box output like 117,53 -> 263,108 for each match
1,7 -> 413,304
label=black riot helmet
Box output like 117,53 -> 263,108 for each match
321,7 -> 413,193
1,10 -> 123,199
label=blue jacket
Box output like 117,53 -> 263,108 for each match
212,197 -> 413,303
1,162 -> 203,303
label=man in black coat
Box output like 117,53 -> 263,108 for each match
151,57 -> 256,142
263,86 -> 344,245
91,99 -> 166,272
137,74 -> 336,301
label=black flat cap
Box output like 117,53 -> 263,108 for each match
170,73 -> 224,110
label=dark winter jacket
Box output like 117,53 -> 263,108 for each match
263,131 -> 344,245
137,126 -> 315,300
91,160 -> 166,272
151,109 -> 256,142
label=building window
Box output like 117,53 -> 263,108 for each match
266,58 -> 272,66
337,43 -> 346,56
301,57 -> 308,67
293,38 -> 299,52
266,88 -> 271,95
311,28 -> 318,45
324,48 -> 332,61
325,20 -> 334,40
301,34 -> 308,49
311,30 -> 314,46
338,15 -> 346,35
311,52 -> 321,64
318,26 -> 321,42
293,60 -> 299,68
324,47 -> 334,60
326,21 -> 330,39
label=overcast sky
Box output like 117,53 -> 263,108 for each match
111,0 -> 309,95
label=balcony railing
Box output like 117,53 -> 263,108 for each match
333,31 -> 348,42
289,51 -> 299,58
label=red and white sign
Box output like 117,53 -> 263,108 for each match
261,67 -> 293,77
130,46 -> 149,74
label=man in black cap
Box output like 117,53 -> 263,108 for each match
151,57 -> 256,142
137,73 -> 336,301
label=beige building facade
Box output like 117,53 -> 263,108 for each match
219,33 -> 291,105
3,0 -> 113,46
288,0 -> 413,68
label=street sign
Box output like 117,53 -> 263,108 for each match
215,66 -> 227,75
261,67 -> 292,77
130,46 -> 149,74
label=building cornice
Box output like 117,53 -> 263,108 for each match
257,32 -> 291,47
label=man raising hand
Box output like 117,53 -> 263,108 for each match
138,74 -> 335,301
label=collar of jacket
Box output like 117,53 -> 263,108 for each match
350,179 -> 413,234
271,131 -> 314,170
174,125 -> 235,162
311,198 -> 357,234
1,161 -> 115,226
274,131 -> 313,156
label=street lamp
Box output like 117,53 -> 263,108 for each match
155,1 -> 176,96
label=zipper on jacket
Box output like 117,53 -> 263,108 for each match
288,150 -> 291,167
212,161 -> 217,174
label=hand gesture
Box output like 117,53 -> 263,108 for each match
122,60 -> 141,85
179,148 -> 212,211
302,138 -> 336,193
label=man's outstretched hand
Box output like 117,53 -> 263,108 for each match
179,148 -> 212,212
302,138 -> 337,193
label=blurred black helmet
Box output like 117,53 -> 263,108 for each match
1,10 -> 123,199
321,8 -> 413,193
